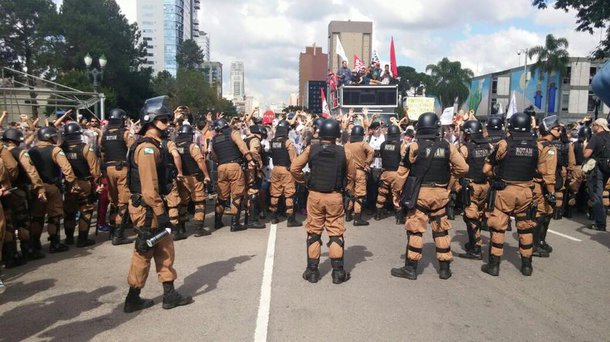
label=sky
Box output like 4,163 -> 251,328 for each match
63,0 -> 605,106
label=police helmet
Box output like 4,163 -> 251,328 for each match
578,125 -> 592,141
386,125 -> 402,142
139,96 -> 171,133
312,117 -> 324,131
2,128 -> 24,143
63,122 -> 82,136
538,115 -> 560,136
507,112 -> 531,133
275,125 -> 289,137
213,118 -> 229,132
277,120 -> 291,129
108,108 -> 127,122
249,124 -> 264,136
415,112 -> 440,138
486,116 -> 505,132
318,119 -> 341,139
462,120 -> 483,136
350,125 -> 365,142
37,126 -> 58,142
177,124 -> 194,136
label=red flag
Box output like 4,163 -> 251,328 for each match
321,88 -> 330,118
390,36 -> 398,77
354,54 -> 365,72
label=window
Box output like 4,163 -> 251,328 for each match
588,90 -> 600,112
143,37 -> 152,41
589,67 -> 597,84
563,67 -> 571,85
561,91 -> 569,112
491,77 -> 498,94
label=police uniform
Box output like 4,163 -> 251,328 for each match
101,111 -> 134,245
269,126 -> 301,226
163,138 -> 189,240
0,158 -> 13,289
482,113 -> 556,276
290,119 -> 356,284
391,113 -> 468,280
61,123 -> 101,247
243,127 -> 266,228
0,140 -> 24,267
29,127 -> 78,253
550,130 -> 575,219
568,127 -> 589,213
375,126 -> 407,224
344,125 -> 374,226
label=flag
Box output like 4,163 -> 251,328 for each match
335,36 -> 348,64
452,96 -> 459,114
321,88 -> 330,118
506,92 -> 518,118
371,50 -> 380,65
390,36 -> 398,77
354,54 -> 365,72
497,101 -> 505,115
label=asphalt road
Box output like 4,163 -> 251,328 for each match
1,211 -> 609,342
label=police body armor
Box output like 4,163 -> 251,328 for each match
175,137 -> 201,177
496,136 -> 538,182
270,137 -> 291,168
28,145 -> 61,185
411,139 -> 451,185
573,141 -> 584,166
308,143 -> 346,193
212,129 -> 242,165
380,141 -> 401,171
101,127 -> 128,163
553,140 -> 569,168
465,142 -> 490,183
127,138 -> 171,196
62,142 -> 92,179
9,147 -> 30,186
488,134 -> 504,145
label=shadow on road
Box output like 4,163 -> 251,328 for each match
0,286 -> 116,341
0,278 -> 57,304
576,226 -> 610,249
318,245 -> 373,277
178,255 -> 253,297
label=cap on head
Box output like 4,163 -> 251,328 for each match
593,118 -> 610,132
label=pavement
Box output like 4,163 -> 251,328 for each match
1,210 -> 609,342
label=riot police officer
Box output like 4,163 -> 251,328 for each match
269,124 -> 301,226
29,127 -> 80,253
391,113 -> 468,280
290,119 -> 356,284
101,108 -> 134,245
344,125 -> 374,226
375,125 -> 408,224
486,116 -> 505,145
174,124 -> 212,236
552,127 -> 576,219
568,125 -> 590,214
243,125 -> 266,229
124,97 -> 192,313
457,120 -> 492,260
0,159 -> 13,292
61,122 -> 101,247
481,113 -> 556,277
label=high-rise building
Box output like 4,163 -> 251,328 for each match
136,0 -> 200,76
328,20 -> 373,74
298,45 -> 328,108
288,92 -> 299,106
196,30 -> 210,62
202,61 -> 222,98
308,80 -> 326,114
231,61 -> 245,101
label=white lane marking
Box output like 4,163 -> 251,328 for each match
548,229 -> 582,242
254,223 -> 278,342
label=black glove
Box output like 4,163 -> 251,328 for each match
157,213 -> 171,230
135,229 -> 153,254
545,193 -> 557,208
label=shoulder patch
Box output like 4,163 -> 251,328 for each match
89,147 -> 95,152
144,147 -> 155,155
547,150 -> 555,155
58,151 -> 65,156
23,152 -> 30,158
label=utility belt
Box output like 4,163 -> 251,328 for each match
131,193 -> 151,209
309,188 -> 342,194
106,160 -> 126,170
220,158 -> 243,165
421,182 -> 447,188
485,179 -> 506,212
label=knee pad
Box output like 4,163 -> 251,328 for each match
306,233 -> 322,248
327,235 -> 345,249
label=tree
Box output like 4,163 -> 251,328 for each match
176,39 -> 204,70
533,0 -> 609,59
151,71 -> 177,98
172,69 -> 216,115
425,58 -> 474,109
396,66 -> 432,97
528,34 -> 570,112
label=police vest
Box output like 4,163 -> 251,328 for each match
496,136 -> 538,182
9,147 -> 30,186
465,141 -> 491,183
28,145 -> 61,185
101,127 -> 128,163
127,137 -> 170,196
553,140 -> 569,168
270,137 -> 290,167
175,137 -> 200,176
488,133 -> 504,145
381,141 -> 401,171
212,129 -> 242,164
310,138 -> 320,146
411,139 -> 451,184
61,142 -> 92,179
308,143 -> 346,192
573,141 -> 584,166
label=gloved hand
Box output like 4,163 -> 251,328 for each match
545,193 -> 557,208
135,229 -> 153,254
157,213 -> 171,230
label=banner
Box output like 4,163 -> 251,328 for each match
405,97 -> 435,120
440,107 -> 454,125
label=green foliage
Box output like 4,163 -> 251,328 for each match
171,68 -> 216,115
151,71 -> 177,98
425,58 -> 474,109
282,105 -> 308,113
528,34 -> 570,81
533,0 -> 609,59
396,66 -> 432,97
176,39 -> 204,70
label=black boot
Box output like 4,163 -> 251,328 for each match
506,219 -> 513,231
353,212 -> 369,226
458,244 -> 482,260
246,202 -> 266,228
112,226 -> 131,245
459,221 -> 482,260
162,281 -> 193,310
270,211 -> 279,224
123,287 -> 154,313
302,258 -> 320,283
230,203 -> 247,232
374,208 -> 383,221
194,220 -> 212,237
553,207 -> 563,220
214,212 -> 224,229
395,209 -> 405,225
3,242 -> 26,268
76,231 -> 95,248
438,260 -> 452,280
539,217 -> 553,253
330,258 -> 350,284
345,209 -> 353,222
563,205 -> 573,218
49,235 -> 69,253
287,214 -> 302,227
532,218 -> 549,257
391,259 -> 418,280
521,257 -> 533,276
64,227 -> 75,245
481,255 -> 501,276
21,241 -> 45,260
173,223 -> 187,240
31,238 -> 45,258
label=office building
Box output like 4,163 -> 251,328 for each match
231,61 -> 245,101
308,80 -> 326,114
327,20 -> 373,73
196,30 -> 210,62
298,45 -> 328,108
202,61 -> 222,98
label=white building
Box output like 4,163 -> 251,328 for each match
288,92 -> 299,106
136,0 -> 201,76
196,30 -> 210,62
230,61 -> 245,101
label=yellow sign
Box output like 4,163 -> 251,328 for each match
405,97 -> 435,120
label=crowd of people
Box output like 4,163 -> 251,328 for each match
334,60 -> 396,87
0,99 -> 608,313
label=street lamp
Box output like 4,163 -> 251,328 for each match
516,48 -> 530,110
83,53 -> 107,92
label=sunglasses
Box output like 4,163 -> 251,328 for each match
156,118 -> 169,124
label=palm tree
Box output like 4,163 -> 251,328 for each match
528,34 -> 570,113
425,57 -> 474,109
